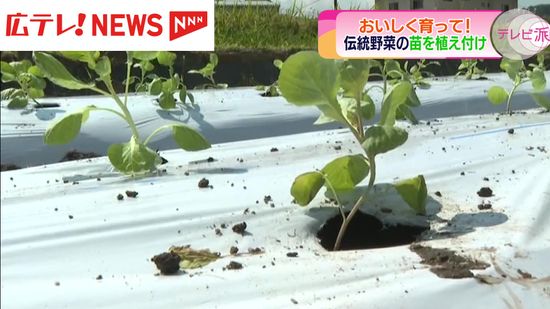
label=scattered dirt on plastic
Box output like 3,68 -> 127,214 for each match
270,147 -> 279,152
410,244 -> 489,279
477,187 -> 493,197
460,171 -> 465,176
483,177 -> 489,181
207,157 -> 215,162
198,178 -> 210,188
215,228 -> 222,236
248,247 -> 263,254
435,191 -> 442,197
68,215 -> 74,220
0,164 -> 21,171
151,252 -> 181,275
291,299 -> 298,305
117,194 -> 124,201
517,269 -> 534,279
317,212 -> 428,251
286,252 -> 298,257
334,145 -> 342,151
263,195 -> 273,204
478,202 -> 493,210
232,222 -> 247,235
508,128 -> 515,134
225,261 -> 243,270
59,150 -> 100,162
96,275 -> 103,280
125,190 -> 138,198
230,246 -> 239,255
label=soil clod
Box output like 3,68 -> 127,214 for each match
508,128 -> 514,134
248,247 -> 263,254
477,187 -> 493,197
125,190 -> 138,198
230,246 -> 239,255
434,191 -> 442,197
198,178 -> 210,188
317,211 -> 428,251
410,244 -> 489,278
207,157 -> 215,162
270,147 -> 279,152
263,195 -> 273,204
59,150 -> 100,162
517,269 -> 534,279
232,222 -> 247,235
286,252 -> 298,258
477,202 -> 492,210
151,252 -> 181,275
96,275 -> 103,280
117,194 -> 124,201
226,261 -> 243,270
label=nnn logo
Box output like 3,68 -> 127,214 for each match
169,11 -> 207,41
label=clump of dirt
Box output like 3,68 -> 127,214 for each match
248,247 -> 263,254
478,202 -> 492,210
125,190 -> 138,198
96,275 -> 103,280
117,194 -> 124,201
270,147 -> 279,152
286,252 -> 298,258
232,222 -> 247,235
517,269 -> 534,279
508,128 -> 515,134
0,164 -> 21,171
477,187 -> 493,197
230,246 -> 239,255
410,244 -> 489,279
59,150 -> 100,162
317,211 -> 428,251
198,178 -> 210,188
225,261 -> 243,270
151,252 -> 181,275
434,191 -> 442,197
263,195 -> 272,204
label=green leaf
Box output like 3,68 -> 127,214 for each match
162,77 -> 178,93
29,74 -> 46,90
321,155 -> 370,191
397,105 -> 419,124
27,87 -> 45,99
131,51 -> 159,61
107,137 -> 160,174
94,56 -> 111,81
530,67 -> 546,92
487,86 -> 508,105
58,51 -> 100,67
1,88 -> 22,100
379,81 -> 413,126
44,112 -> 84,145
385,60 -> 402,79
34,52 -> 95,90
171,124 -> 210,151
158,91 -> 176,109
361,93 -> 376,120
290,172 -> 325,206
1,61 -> 16,82
7,97 -> 28,109
405,88 -> 421,107
209,53 -> 218,67
11,60 -> 32,75
169,246 -> 220,270
531,93 -> 550,110
394,175 -> 427,215
500,58 -> 524,80
187,92 -> 195,104
362,125 -> 408,158
149,78 -> 162,95
340,59 -> 371,97
157,51 -> 177,67
273,59 -> 283,70
140,60 -> 155,72
278,51 -> 339,107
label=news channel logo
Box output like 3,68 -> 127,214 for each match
491,8 -> 550,60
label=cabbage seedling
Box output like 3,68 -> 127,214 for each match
455,59 -> 486,80
487,54 -> 549,114
1,60 -> 47,109
34,51 -> 210,175
256,59 -> 283,97
188,53 -> 227,89
279,51 -> 428,251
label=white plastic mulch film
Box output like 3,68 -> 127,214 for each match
1,106 -> 549,308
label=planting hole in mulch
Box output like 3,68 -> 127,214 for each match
317,211 -> 428,251
59,150 -> 100,162
410,244 -> 489,279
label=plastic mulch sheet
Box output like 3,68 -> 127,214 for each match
2,108 -> 549,308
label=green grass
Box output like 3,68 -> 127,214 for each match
215,3 -> 318,51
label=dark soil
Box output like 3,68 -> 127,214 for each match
478,202 -> 493,210
96,275 -> 103,280
232,222 -> 247,235
151,252 -> 181,275
286,252 -> 298,257
517,269 -> 534,279
0,164 -> 21,171
435,191 -> 442,197
248,247 -> 263,254
477,187 -> 493,197
117,194 -> 124,201
59,150 -> 100,162
410,244 -> 489,279
198,178 -> 210,188
317,212 -> 428,251
230,246 -> 239,255
270,147 -> 279,152
225,261 -> 243,270
508,128 -> 515,134
125,191 -> 138,198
